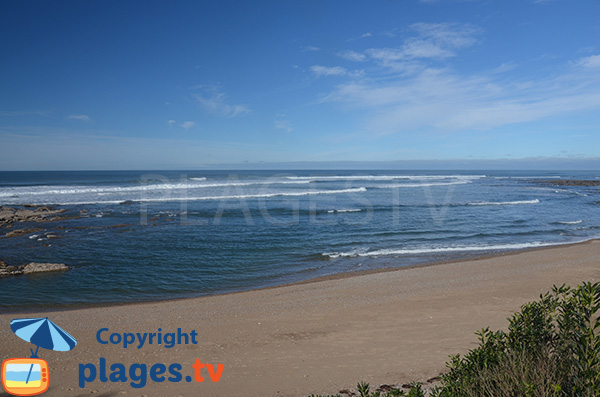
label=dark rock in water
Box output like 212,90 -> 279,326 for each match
3,228 -> 44,238
0,205 -> 68,227
0,259 -> 23,277
22,262 -> 69,274
534,179 -> 600,187
0,266 -> 22,277
1,260 -> 69,277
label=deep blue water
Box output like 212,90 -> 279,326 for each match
0,170 -> 598,311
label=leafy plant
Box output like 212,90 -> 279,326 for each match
437,282 -> 600,396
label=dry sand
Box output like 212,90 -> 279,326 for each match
1,240 -> 599,397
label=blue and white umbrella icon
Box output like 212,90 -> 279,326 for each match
10,317 -> 77,384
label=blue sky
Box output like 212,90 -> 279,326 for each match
1,0 -> 599,170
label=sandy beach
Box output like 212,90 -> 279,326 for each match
1,240 -> 599,397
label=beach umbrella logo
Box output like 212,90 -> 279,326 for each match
1,317 -> 77,396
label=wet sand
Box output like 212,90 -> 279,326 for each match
1,240 -> 599,396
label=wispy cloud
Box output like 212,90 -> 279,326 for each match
576,54 -> 600,69
311,22 -> 600,137
336,50 -> 367,62
179,121 -> 195,130
302,46 -> 320,52
310,65 -> 348,77
0,110 -> 51,117
191,86 -> 250,117
67,114 -> 92,122
323,63 -> 600,134
274,117 -> 292,132
310,65 -> 364,78
367,23 -> 480,72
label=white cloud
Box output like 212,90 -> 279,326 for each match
310,65 -> 348,77
336,50 -> 367,62
168,120 -> 176,125
365,23 -> 480,72
360,32 -> 372,38
576,54 -> 600,69
67,114 -> 92,122
322,62 -> 600,134
411,22 -> 479,49
179,121 -> 195,130
191,86 -> 250,117
303,46 -> 320,52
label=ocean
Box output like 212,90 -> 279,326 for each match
0,170 -> 598,311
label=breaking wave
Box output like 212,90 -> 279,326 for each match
468,199 -> 540,206
324,241 -> 563,258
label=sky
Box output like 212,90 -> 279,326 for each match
1,0 -> 600,170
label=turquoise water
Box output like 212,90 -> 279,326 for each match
0,170 -> 598,311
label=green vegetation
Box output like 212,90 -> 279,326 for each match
310,281 -> 600,397
437,282 -> 600,396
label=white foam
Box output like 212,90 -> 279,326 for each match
42,187 -> 369,205
376,180 -> 471,188
133,187 -> 368,203
0,180 -> 313,198
468,199 -> 540,206
189,177 -> 207,181
325,241 -> 558,258
28,234 -> 40,239
284,175 -> 485,181
190,180 -> 313,188
327,209 -> 363,214
555,220 -> 583,225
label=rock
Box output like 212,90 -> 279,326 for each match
22,262 -> 69,274
0,266 -> 22,276
0,259 -> 23,277
0,205 -> 68,227
376,384 -> 396,392
534,179 -> 600,187
3,228 -> 44,238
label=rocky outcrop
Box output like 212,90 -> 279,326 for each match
0,260 -> 69,277
0,205 -> 68,227
22,262 -> 69,274
534,179 -> 600,187
0,259 -> 22,277
2,228 -> 44,238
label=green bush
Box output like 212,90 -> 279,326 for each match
308,282 -> 600,397
435,282 -> 600,396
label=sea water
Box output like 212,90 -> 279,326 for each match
0,170 -> 598,310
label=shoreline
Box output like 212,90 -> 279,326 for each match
1,237 -> 597,315
0,238 -> 599,396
